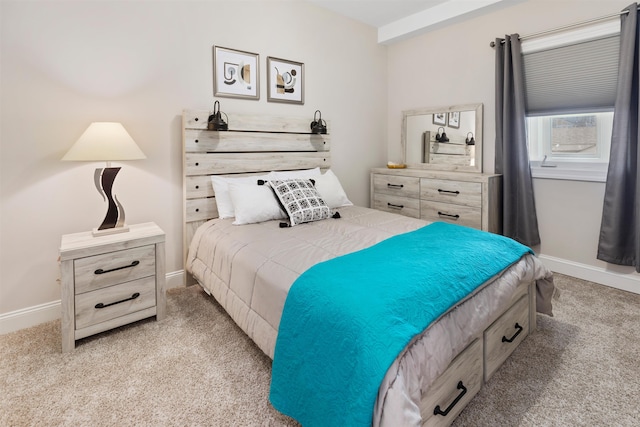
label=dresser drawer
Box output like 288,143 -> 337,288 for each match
373,174 -> 420,199
420,179 -> 482,207
74,245 -> 156,294
421,339 -> 483,427
421,200 -> 481,229
75,275 -> 157,330
484,295 -> 530,381
373,193 -> 420,218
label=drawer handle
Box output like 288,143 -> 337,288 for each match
95,292 -> 140,309
94,260 -> 140,275
433,381 -> 467,417
438,189 -> 460,195
438,211 -> 460,219
502,323 -> 523,343
387,183 -> 404,189
387,202 -> 404,210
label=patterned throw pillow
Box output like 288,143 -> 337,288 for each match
268,179 -> 331,226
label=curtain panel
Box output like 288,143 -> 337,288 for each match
598,3 -> 640,272
495,35 -> 541,247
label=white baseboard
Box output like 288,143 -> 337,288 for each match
538,255 -> 640,295
0,270 -> 186,336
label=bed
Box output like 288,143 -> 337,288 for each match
182,110 -> 555,426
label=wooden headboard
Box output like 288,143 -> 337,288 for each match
182,110 -> 331,282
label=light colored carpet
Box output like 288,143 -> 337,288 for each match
1,273 -> 639,426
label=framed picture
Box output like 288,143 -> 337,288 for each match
448,111 -> 461,129
267,56 -> 304,104
213,46 -> 259,100
433,112 -> 447,126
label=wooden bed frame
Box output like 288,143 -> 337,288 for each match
181,109 -> 538,426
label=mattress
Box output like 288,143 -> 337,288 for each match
185,205 -> 554,426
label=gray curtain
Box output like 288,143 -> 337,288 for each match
598,3 -> 640,272
495,34 -> 541,246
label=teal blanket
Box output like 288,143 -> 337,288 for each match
269,222 -> 532,426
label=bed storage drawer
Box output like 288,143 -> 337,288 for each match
484,295 -> 530,381
421,339 -> 483,427
373,193 -> 420,218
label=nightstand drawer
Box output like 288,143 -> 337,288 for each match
75,276 -> 157,329
420,179 -> 482,207
421,200 -> 481,229
74,245 -> 156,294
373,174 -> 420,198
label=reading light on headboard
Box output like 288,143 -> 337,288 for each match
435,126 -> 449,143
310,110 -> 327,134
208,100 -> 228,131
466,132 -> 476,145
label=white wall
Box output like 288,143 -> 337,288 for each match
0,0 -> 388,325
387,0 -> 640,292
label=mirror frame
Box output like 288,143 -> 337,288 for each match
401,103 -> 483,173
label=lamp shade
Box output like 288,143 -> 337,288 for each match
62,122 -> 146,162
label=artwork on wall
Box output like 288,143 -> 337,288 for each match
213,46 -> 260,100
433,112 -> 447,126
267,56 -> 304,104
448,111 -> 461,129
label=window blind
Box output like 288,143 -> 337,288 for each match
522,34 -> 620,116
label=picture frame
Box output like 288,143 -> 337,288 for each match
267,56 -> 304,104
433,112 -> 447,126
448,111 -> 461,129
213,46 -> 259,100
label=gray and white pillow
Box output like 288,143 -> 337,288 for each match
268,179 -> 331,226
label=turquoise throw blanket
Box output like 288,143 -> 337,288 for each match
269,222 -> 533,426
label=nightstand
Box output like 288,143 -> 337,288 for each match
59,222 -> 166,352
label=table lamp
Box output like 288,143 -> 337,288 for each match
62,122 -> 146,236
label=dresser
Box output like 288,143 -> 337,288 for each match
370,168 -> 502,233
59,222 -> 166,352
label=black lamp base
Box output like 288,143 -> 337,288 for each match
93,166 -> 129,237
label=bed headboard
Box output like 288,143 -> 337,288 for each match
182,109 -> 331,281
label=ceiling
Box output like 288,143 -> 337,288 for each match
305,0 -> 515,44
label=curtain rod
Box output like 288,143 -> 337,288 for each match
489,9 -> 630,47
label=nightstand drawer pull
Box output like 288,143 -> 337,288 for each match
438,189 -> 460,195
94,260 -> 140,275
433,381 -> 467,417
438,211 -> 460,219
387,183 -> 404,189
388,202 -> 404,210
502,323 -> 523,343
95,292 -> 140,309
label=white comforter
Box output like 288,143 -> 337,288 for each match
186,206 -> 554,426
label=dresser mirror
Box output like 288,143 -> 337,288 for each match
402,103 -> 483,173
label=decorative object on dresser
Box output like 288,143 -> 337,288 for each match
371,168 -> 502,233
59,222 -> 166,352
62,122 -> 146,236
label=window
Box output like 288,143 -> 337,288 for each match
522,20 -> 620,182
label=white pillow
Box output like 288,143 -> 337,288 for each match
268,179 -> 332,226
270,167 -> 321,180
313,170 -> 353,208
228,181 -> 286,225
210,173 -> 272,219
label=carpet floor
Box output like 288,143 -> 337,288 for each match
1,273 -> 638,426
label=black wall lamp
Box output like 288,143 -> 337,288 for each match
310,110 -> 327,134
466,132 -> 475,145
208,100 -> 228,131
435,126 -> 449,142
